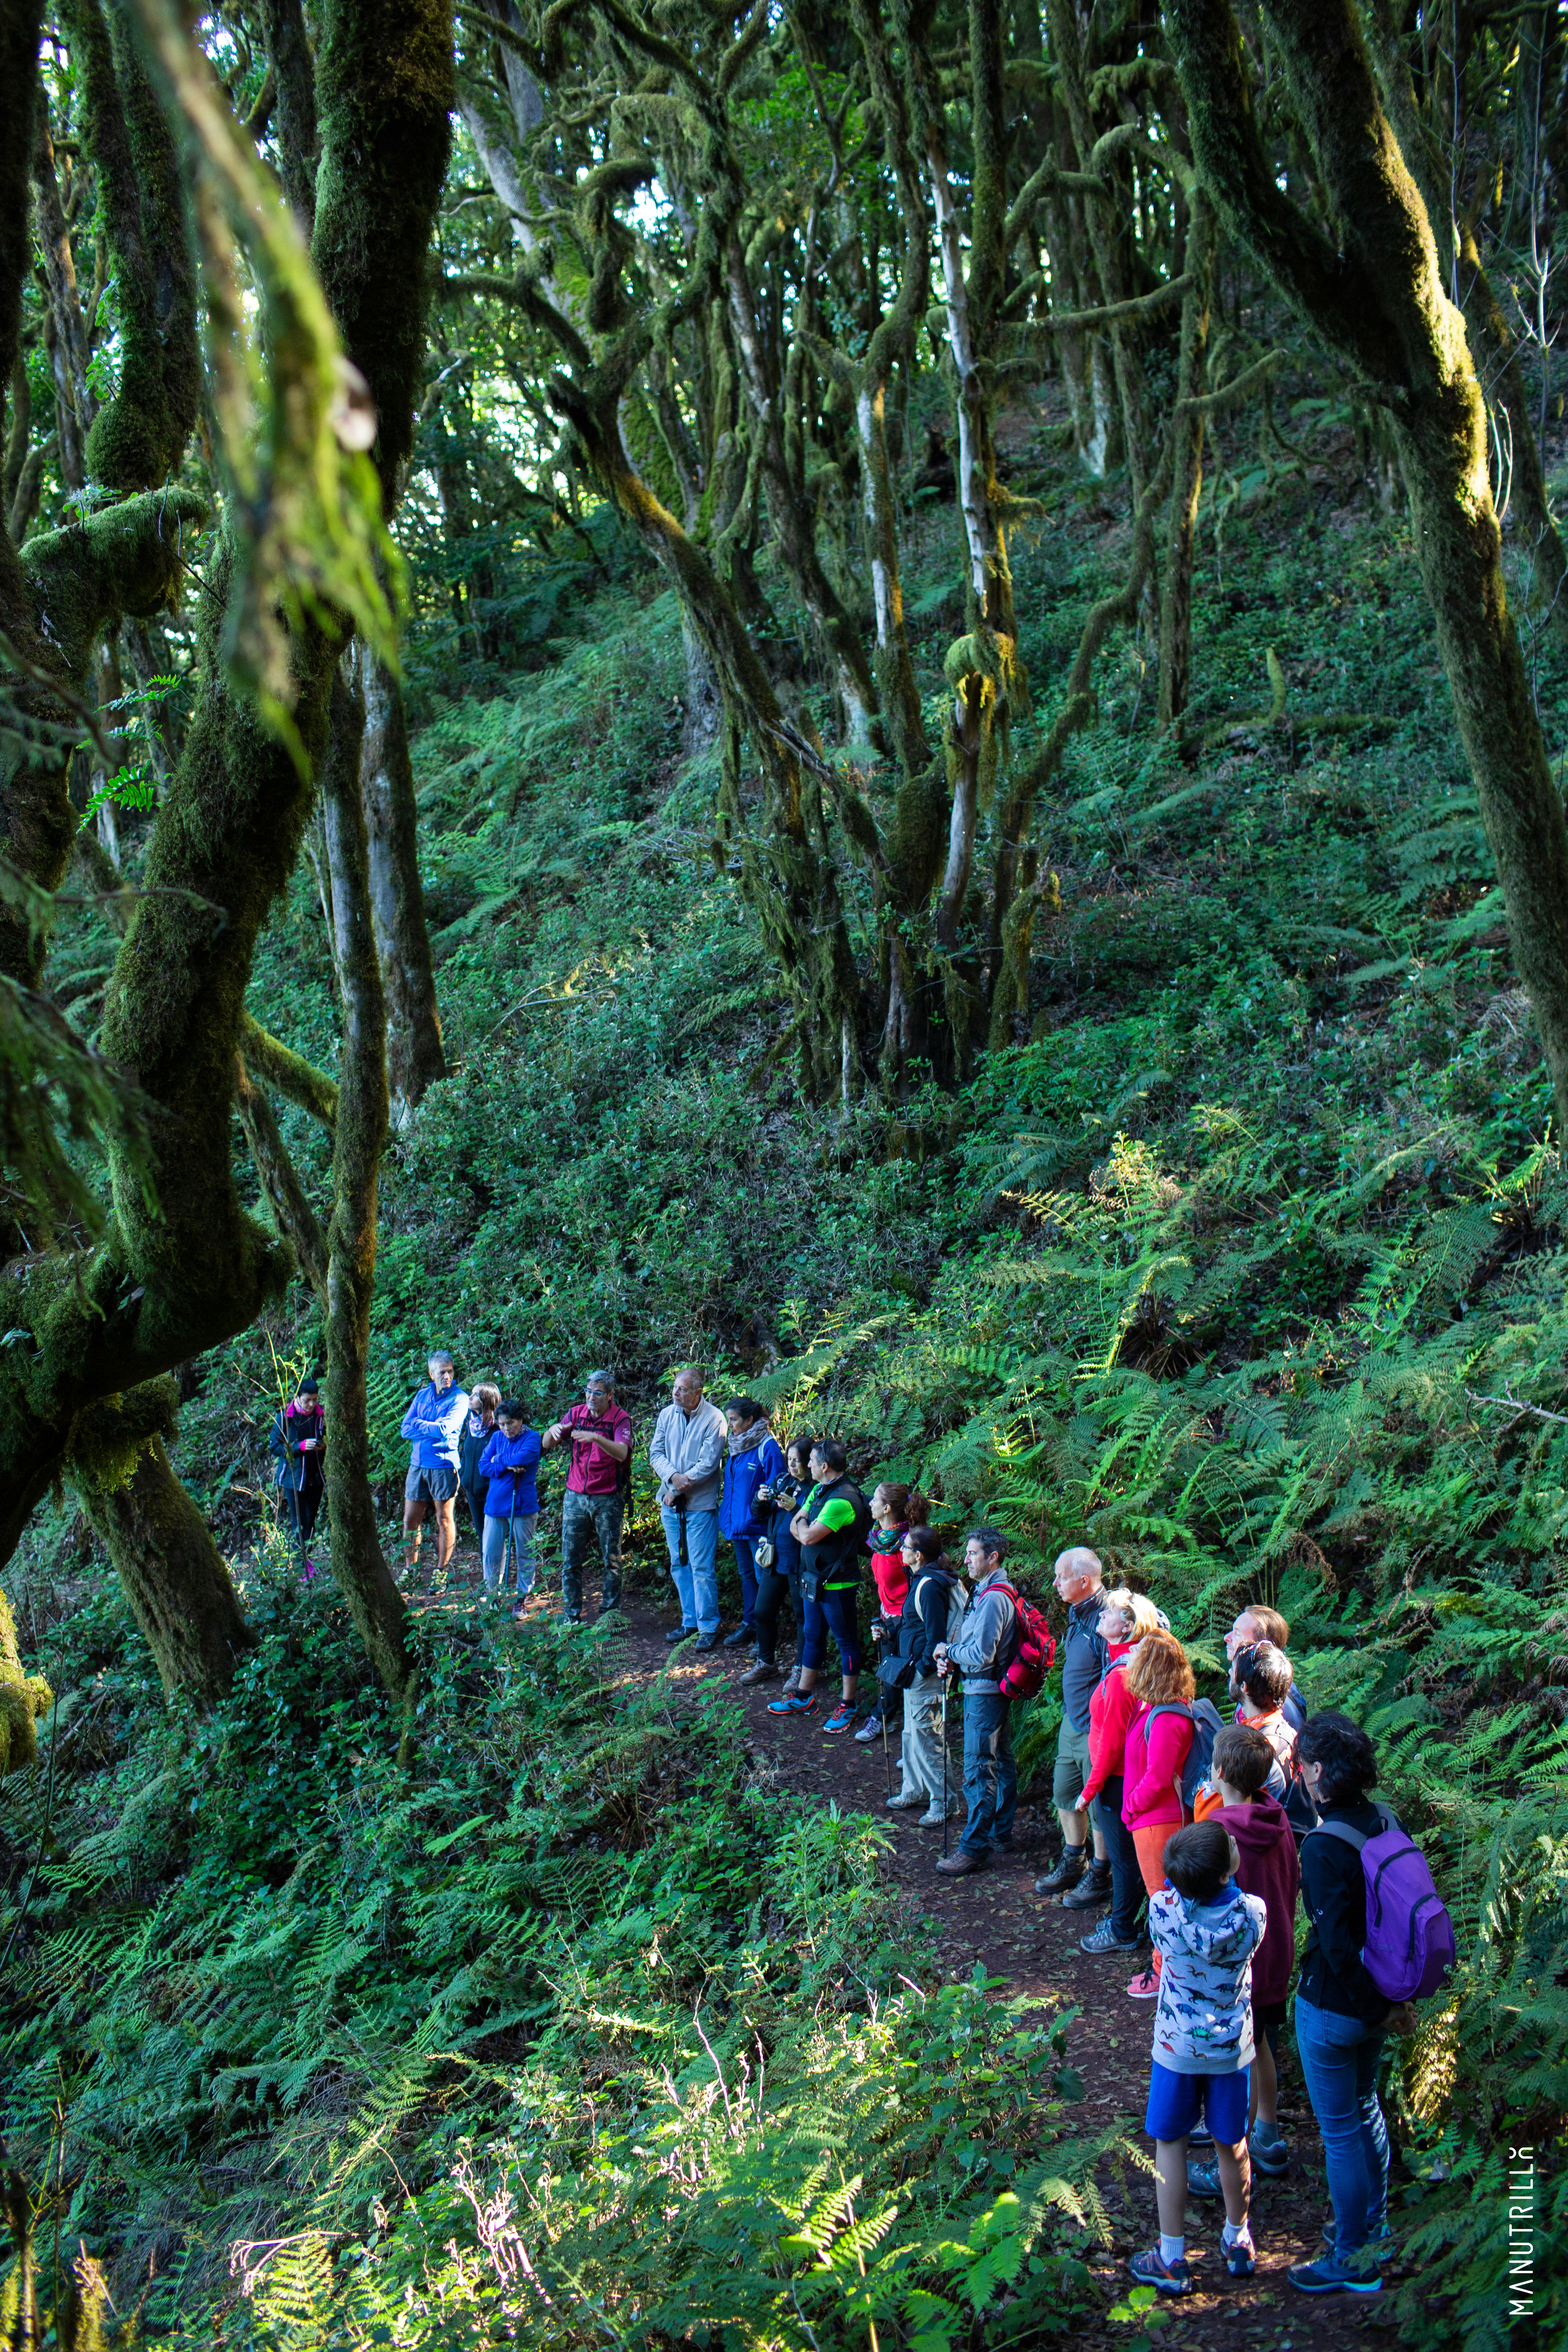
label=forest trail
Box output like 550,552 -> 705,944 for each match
436,1555 -> 1398,2350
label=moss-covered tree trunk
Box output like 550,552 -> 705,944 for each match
319,670 -> 416,1707
1157,198 -> 1216,728
69,1383 -> 252,1709
358,646 -> 445,1122
1169,0 -> 1568,1145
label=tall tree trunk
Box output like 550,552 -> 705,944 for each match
1157,197 -> 1217,728
319,670 -> 417,1710
357,643 -> 445,1121
69,1384 -> 253,1709
1170,0 -> 1568,1144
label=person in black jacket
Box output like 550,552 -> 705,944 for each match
1288,1711 -> 1395,2297
875,1527 -> 963,1826
742,1439 -> 811,1687
459,1384 -> 500,1548
269,1377 -> 325,1570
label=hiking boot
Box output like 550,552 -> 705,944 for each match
886,1788 -> 926,1810
693,1635 -> 719,1653
740,1660 -> 779,1686
1080,1919 -> 1143,1956
1127,2248 -> 1192,2298
1061,1860 -> 1112,1911
722,1621 -> 755,1647
1126,1967 -> 1159,2000
768,1689 -> 818,1717
1289,2255 -> 1383,2296
918,1805 -> 960,1828
853,1713 -> 882,1744
935,1848 -> 988,1875
1249,2125 -> 1289,2176
822,1702 -> 857,1734
665,1624 -> 697,1644
1033,1847 -> 1087,1898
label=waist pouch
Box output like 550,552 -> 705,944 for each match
800,1564 -> 822,1604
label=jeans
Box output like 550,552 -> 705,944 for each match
1293,1995 -> 1390,2258
731,1535 -> 759,1626
1098,1775 -> 1144,1940
483,1510 -> 537,1596
562,1489 -> 624,1617
801,1585 -> 860,1675
753,1560 -> 801,1664
960,1690 -> 1017,1854
661,1503 -> 719,1636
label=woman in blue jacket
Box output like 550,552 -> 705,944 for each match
478,1401 -> 543,1608
719,1397 -> 786,1648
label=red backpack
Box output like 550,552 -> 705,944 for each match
993,1583 -> 1057,1701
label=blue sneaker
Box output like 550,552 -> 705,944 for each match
1223,2231 -> 1256,2278
1320,2221 -> 1395,2263
1187,2159 -> 1223,2198
767,1689 -> 818,1717
1128,2247 -> 1192,2297
1289,2253 -> 1383,2295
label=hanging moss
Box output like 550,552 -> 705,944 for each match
0,1586 -> 52,1775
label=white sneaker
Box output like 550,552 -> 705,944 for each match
886,1789 -> 926,1810
917,1806 -> 960,1828
854,1715 -> 882,1744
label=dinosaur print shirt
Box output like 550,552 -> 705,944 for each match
1147,1879 -> 1267,2076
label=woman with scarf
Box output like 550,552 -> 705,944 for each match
878,1526 -> 964,1822
459,1383 -> 500,1549
719,1397 -> 786,1649
742,1436 -> 810,1686
855,1480 -> 928,1744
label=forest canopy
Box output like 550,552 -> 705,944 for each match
0,0 -> 1566,2345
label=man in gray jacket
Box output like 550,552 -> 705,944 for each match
934,1527 -> 1020,1875
649,1367 -> 728,1650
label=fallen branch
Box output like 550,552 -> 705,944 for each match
1466,1387 -> 1568,1429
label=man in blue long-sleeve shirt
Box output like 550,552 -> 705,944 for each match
400,1349 -> 469,1589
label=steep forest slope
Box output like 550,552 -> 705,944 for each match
5,390 -> 1568,2348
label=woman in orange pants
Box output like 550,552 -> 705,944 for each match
1119,1631 -> 1196,2000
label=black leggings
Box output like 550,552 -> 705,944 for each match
1098,1775 -> 1145,1941
753,1561 -> 802,1664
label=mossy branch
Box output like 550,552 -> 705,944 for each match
238,1013 -> 338,1126
19,487 -> 208,684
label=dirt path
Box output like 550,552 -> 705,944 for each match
446,1555 -> 1396,2346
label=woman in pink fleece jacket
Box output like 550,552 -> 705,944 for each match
1121,1631 -> 1196,2000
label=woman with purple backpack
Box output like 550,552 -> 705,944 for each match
1290,1712 -> 1402,2295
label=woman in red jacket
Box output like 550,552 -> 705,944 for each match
855,1481 -> 927,1746
1076,1588 -> 1164,1959
1121,1630 -> 1197,1999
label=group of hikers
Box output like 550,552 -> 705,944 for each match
271,1355 -> 1454,2299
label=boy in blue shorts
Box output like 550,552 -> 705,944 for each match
1130,1818 -> 1267,2296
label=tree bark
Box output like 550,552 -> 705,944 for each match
70,1383 -> 253,1709
1157,197 -> 1217,728
319,669 -> 417,1709
357,642 -> 445,1121
1169,0 -> 1568,1144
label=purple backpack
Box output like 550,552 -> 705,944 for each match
1310,1803 -> 1456,2001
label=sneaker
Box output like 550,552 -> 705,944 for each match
1249,2126 -> 1289,2176
1127,2248 -> 1192,2298
1080,1919 -> 1143,1956
935,1847 -> 988,1875
918,1806 -> 959,1827
740,1660 -> 779,1686
1319,2222 -> 1394,2263
822,1703 -> 857,1734
853,1714 -> 882,1744
767,1689 -> 818,1717
1188,2120 -> 1214,2149
722,1622 -> 755,1647
1187,2160 -> 1223,2199
1033,1847 -> 1087,1898
886,1789 -> 926,1810
1223,2232 -> 1256,2279
1061,1862 -> 1113,1911
1126,1969 -> 1159,2000
1290,2254 -> 1383,2296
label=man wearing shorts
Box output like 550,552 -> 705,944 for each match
400,1350 -> 469,1588
1036,1547 -> 1110,1904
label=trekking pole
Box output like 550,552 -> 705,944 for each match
880,1675 -> 892,1800
940,1676 -> 949,1859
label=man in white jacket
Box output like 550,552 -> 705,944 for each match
649,1367 -> 728,1650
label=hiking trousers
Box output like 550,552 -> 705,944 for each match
562,1490 -> 624,1617
959,1691 -> 1017,1854
752,1561 -> 801,1664
483,1510 -> 537,1597
898,1674 -> 951,1805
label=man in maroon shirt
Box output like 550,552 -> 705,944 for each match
541,1369 -> 632,1622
